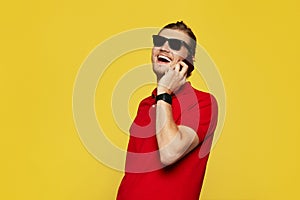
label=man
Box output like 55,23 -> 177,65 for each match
117,21 -> 218,200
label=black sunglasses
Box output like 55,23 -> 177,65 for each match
152,35 -> 191,53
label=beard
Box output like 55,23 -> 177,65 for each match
152,62 -> 170,80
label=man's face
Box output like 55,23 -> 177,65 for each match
151,28 -> 192,78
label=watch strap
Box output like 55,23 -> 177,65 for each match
156,93 -> 172,105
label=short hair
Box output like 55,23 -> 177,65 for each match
160,21 -> 197,56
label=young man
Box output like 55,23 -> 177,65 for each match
117,21 -> 218,200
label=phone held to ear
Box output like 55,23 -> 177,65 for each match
180,55 -> 194,75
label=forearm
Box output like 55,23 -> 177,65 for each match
156,86 -> 178,143
156,99 -> 179,147
156,99 -> 181,165
156,87 -> 196,165
155,62 -> 200,165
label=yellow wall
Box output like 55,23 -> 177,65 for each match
1,0 -> 299,199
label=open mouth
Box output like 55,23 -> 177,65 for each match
157,55 -> 171,63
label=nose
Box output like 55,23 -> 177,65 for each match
160,41 -> 171,52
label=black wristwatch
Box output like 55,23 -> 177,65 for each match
156,93 -> 172,105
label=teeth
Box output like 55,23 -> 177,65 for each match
158,55 -> 171,62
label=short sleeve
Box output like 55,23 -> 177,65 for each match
179,93 -> 218,143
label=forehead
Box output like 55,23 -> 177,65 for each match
158,29 -> 192,45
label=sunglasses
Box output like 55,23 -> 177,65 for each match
152,35 -> 191,53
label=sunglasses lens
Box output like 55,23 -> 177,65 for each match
152,35 -> 166,47
168,39 -> 182,51
152,35 -> 189,52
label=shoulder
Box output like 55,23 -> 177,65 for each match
183,85 -> 218,109
191,87 -> 217,107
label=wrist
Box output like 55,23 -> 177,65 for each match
156,93 -> 172,105
157,85 -> 172,95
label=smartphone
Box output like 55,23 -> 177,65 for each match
180,55 -> 194,75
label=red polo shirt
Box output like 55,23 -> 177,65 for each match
117,82 -> 218,200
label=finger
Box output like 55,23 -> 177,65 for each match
182,76 -> 187,84
179,61 -> 188,76
174,63 -> 181,72
165,66 -> 173,74
170,61 -> 177,70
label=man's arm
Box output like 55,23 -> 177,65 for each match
156,62 -> 199,166
156,97 -> 199,166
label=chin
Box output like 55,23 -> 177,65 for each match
153,63 -> 169,77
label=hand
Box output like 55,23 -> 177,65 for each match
157,61 -> 188,94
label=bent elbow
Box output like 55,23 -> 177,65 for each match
159,151 -> 178,166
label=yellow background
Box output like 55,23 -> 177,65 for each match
1,0 -> 299,199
